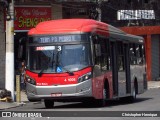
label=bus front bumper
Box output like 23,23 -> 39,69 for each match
26,79 -> 92,101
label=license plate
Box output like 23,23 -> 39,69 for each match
51,93 -> 62,97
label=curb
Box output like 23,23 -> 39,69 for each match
0,102 -> 26,110
148,86 -> 160,89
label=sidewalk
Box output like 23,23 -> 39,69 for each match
0,91 -> 28,110
148,81 -> 160,89
0,81 -> 160,110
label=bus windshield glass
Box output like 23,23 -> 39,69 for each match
28,44 -> 91,73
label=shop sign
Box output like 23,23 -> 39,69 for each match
14,6 -> 51,31
117,10 -> 155,20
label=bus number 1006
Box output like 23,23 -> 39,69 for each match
66,78 -> 76,82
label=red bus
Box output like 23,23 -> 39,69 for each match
25,19 -> 147,108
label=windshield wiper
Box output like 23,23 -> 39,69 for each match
38,52 -> 55,77
62,67 -> 74,76
38,59 -> 51,77
38,66 -> 47,77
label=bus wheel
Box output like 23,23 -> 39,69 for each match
132,85 -> 137,100
96,87 -> 107,107
128,85 -> 137,102
103,87 -> 108,100
44,100 -> 54,108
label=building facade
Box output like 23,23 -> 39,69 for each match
101,0 -> 160,27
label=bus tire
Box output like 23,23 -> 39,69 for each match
132,85 -> 137,100
128,83 -> 137,102
44,99 -> 54,108
96,86 -> 108,107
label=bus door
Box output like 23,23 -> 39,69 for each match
116,42 -> 125,97
110,41 -> 118,96
117,42 -> 131,97
124,43 -> 131,94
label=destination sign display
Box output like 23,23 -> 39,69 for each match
29,34 -> 87,43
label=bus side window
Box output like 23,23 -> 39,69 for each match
129,43 -> 144,65
117,42 -> 125,71
129,43 -> 137,65
95,44 -> 101,57
93,35 -> 101,66
136,44 -> 145,65
93,35 -> 111,71
142,45 -> 145,64
100,38 -> 111,71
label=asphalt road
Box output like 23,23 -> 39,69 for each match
2,88 -> 160,120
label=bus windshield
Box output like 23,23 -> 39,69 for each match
28,44 -> 91,73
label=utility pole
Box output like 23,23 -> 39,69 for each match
97,0 -> 109,21
5,0 -> 15,101
97,0 -> 102,21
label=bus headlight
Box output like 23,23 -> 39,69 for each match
26,75 -> 36,85
78,72 -> 92,83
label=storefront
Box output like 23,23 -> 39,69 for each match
14,5 -> 52,73
0,3 -> 63,89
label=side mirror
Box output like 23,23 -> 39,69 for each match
18,45 -> 23,59
18,37 -> 27,59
